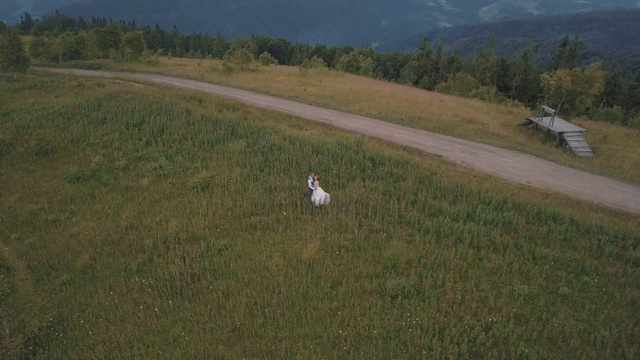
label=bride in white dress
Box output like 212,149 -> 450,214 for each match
311,175 -> 331,206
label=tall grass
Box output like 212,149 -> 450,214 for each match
1,74 -> 639,358
72,57 -> 640,185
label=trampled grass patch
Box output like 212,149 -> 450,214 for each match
1,74 -> 639,358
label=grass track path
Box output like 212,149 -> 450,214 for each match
38,68 -> 640,214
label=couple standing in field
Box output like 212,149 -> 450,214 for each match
307,171 -> 331,206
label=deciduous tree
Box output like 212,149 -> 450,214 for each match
0,28 -> 30,73
541,62 -> 605,117
226,43 -> 255,71
336,48 -> 376,77
95,22 -> 123,58
120,30 -> 147,61
29,36 -> 55,61
258,51 -> 277,66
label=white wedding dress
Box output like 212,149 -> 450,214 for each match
311,181 -> 331,206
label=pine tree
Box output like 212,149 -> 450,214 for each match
622,73 -> 640,113
18,12 -> 34,34
510,39 -> 540,106
400,37 -> 433,88
552,35 -> 579,70
0,28 -> 30,74
471,35 -> 498,87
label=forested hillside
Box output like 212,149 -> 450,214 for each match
382,8 -> 640,76
3,0 -> 638,46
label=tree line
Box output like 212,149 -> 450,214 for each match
2,11 -> 639,127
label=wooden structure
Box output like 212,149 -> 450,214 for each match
521,106 -> 593,156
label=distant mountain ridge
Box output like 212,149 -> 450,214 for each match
2,0 -> 639,46
380,8 -> 640,75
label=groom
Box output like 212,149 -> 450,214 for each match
307,171 -> 316,200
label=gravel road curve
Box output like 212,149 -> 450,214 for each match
37,68 -> 640,214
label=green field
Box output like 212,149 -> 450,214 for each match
1,73 -> 639,358
53,57 -> 640,186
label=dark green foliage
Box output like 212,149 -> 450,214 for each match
28,36 -> 54,61
509,41 -> 542,106
54,31 -> 89,61
622,74 -> 640,113
251,35 -> 291,65
467,37 -> 499,88
95,22 -> 124,58
120,30 -> 146,61
552,35 -> 579,70
373,51 -> 411,82
400,37 -> 450,90
30,11 -> 77,36
17,12 -> 35,34
0,28 -> 30,73
385,8 -> 640,78
599,70 -> 624,108
495,57 -> 512,95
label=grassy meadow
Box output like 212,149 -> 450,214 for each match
1,73 -> 639,359
51,57 -> 640,185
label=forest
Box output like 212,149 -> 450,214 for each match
2,11 -> 640,127
10,0 -> 636,46
383,8 -> 640,77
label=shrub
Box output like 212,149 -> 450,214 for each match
590,106 -> 631,126
65,168 -> 84,183
258,51 -> 277,66
300,55 -> 328,70
225,48 -> 255,71
436,73 -> 478,97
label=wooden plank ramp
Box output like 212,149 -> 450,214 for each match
521,106 -> 593,157
563,131 -> 593,156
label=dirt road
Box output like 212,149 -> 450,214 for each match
38,68 -> 640,214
